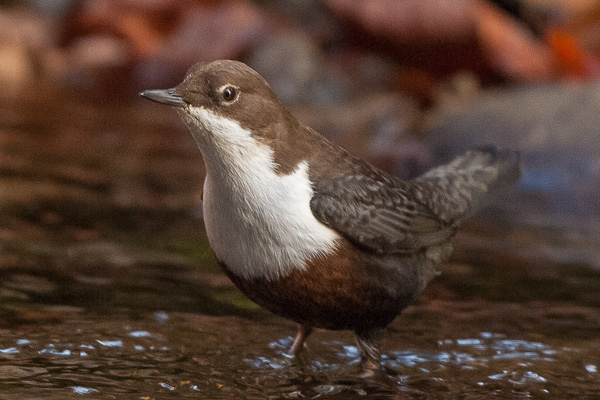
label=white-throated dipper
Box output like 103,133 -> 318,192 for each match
140,60 -> 520,372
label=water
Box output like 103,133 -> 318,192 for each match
1,84 -> 599,399
0,273 -> 598,399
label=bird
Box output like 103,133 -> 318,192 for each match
140,60 -> 520,372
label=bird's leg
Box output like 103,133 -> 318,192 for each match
288,324 -> 313,356
355,328 -> 383,374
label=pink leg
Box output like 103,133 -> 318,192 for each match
288,324 -> 313,356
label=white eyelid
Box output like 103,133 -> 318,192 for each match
217,84 -> 240,103
218,84 -> 239,93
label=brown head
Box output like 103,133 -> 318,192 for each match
140,59 -> 327,174
176,60 -> 292,133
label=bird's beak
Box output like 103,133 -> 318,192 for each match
139,88 -> 185,107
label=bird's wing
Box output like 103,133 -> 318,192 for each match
310,173 -> 455,254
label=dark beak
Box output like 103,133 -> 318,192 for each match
139,88 -> 185,107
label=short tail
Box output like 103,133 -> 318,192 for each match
412,147 -> 521,222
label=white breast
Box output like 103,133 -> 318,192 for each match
180,106 -> 340,280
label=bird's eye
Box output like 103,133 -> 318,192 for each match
222,86 -> 237,102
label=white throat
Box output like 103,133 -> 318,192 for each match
180,106 -> 339,280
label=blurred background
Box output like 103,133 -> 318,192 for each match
0,0 -> 599,398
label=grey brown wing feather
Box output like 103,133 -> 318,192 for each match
411,147 -> 520,221
310,148 -> 519,255
310,174 -> 455,254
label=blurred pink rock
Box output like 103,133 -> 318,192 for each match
0,9 -> 56,94
135,0 -> 269,87
325,0 -> 476,42
324,0 -> 598,82
0,37 -> 34,95
473,1 -> 554,81
59,0 -> 268,94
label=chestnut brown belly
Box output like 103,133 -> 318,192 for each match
220,242 -> 428,332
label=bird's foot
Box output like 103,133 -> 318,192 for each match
355,328 -> 384,377
286,324 -> 313,357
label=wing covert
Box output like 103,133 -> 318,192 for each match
310,174 -> 455,254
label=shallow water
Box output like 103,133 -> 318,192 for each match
0,253 -> 599,399
1,85 -> 599,399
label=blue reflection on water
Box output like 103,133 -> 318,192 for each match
385,333 -> 556,370
39,348 -> 72,356
71,386 -> 99,395
95,339 -> 123,347
0,347 -> 19,354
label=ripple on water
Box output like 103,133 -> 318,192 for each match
385,333 -> 556,368
0,321 -> 598,399
238,331 -> 588,398
70,386 -> 99,395
585,364 -> 597,373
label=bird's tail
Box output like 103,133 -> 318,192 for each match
412,147 -> 521,222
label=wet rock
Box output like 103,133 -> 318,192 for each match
325,0 -> 475,42
426,80 -> 600,232
292,93 -> 430,178
16,0 -> 270,96
473,0 -> 554,81
135,0 -> 268,88
62,34 -> 129,74
0,37 -> 35,95
341,52 -> 402,94
257,0 -> 343,45
324,0 -> 493,82
0,9 -> 56,93
247,31 -> 351,105
27,0 -> 77,17
324,0 -> 600,82
546,0 -> 600,58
